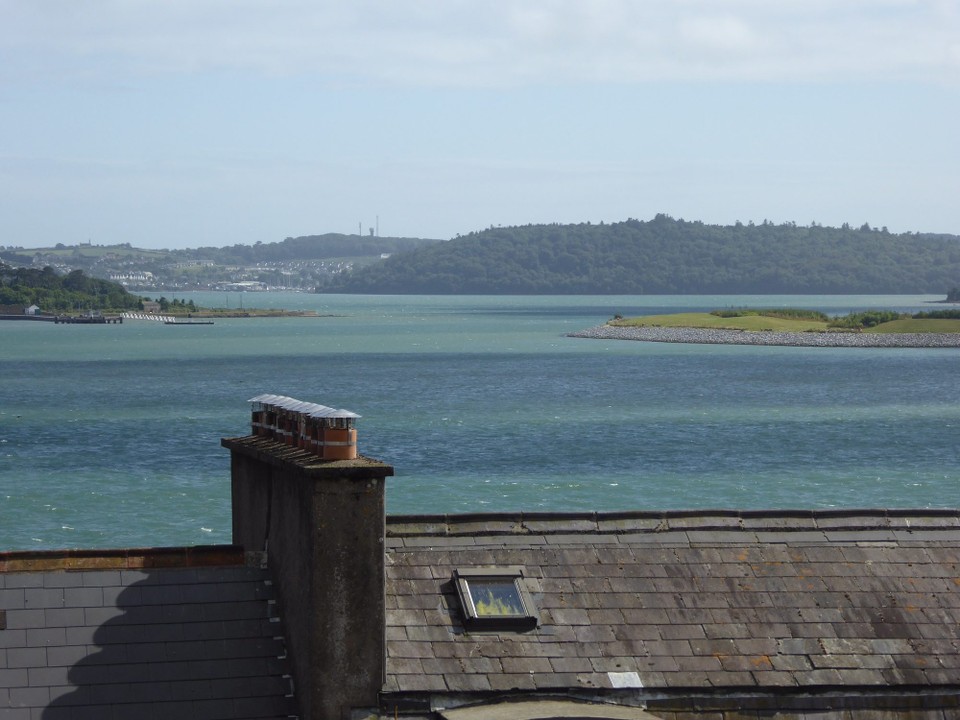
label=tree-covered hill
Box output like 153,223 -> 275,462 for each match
321,216 -> 960,295
0,264 -> 143,312
186,233 -> 440,264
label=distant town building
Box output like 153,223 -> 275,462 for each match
109,271 -> 154,284
220,281 -> 268,291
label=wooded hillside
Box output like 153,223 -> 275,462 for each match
0,264 -> 143,312
321,216 -> 960,294
188,233 -> 439,263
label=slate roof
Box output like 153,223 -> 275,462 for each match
383,509 -> 960,719
0,546 -> 296,720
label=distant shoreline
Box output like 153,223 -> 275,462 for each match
569,325 -> 960,348
185,309 -> 332,318
0,310 -> 340,322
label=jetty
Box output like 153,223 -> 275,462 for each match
123,312 -> 212,325
122,312 -> 175,323
54,313 -> 122,324
0,314 -> 55,322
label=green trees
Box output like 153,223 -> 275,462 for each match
322,217 -> 960,295
829,311 -> 904,328
151,297 -> 197,313
0,263 -> 143,312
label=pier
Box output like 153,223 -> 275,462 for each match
0,314 -> 55,322
54,314 -> 122,324
123,312 -> 213,324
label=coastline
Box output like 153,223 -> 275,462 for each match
569,325 -> 960,348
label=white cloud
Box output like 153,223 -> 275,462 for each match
1,0 -> 957,86
678,14 -> 762,55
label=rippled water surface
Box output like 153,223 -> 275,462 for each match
1,293 -> 958,550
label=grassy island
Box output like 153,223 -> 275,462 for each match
570,308 -> 960,348
609,308 -> 960,334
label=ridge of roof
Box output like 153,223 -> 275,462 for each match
386,508 -> 960,538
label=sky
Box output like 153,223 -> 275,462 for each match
1,1 -> 959,250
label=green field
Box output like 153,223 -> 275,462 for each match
610,313 -> 960,334
37,245 -> 168,260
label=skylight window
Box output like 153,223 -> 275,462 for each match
454,567 -> 538,631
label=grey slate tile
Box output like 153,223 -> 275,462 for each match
1,611 -> 44,632
0,592 -> 24,612
0,631 -> 26,650
0,669 -> 28,690
25,665 -> 68,688
24,628 -> 64,648
137,584 -> 183,605
41,608 -> 84,629
43,645 -> 89,668
100,583 -> 138,607
79,571 -> 122,589
1,576 -> 42,590
40,573 -> 84,590
386,511 -> 960,702
7,645 -> 45,669
9,687 -> 50,708
22,589 -> 64,610
40,706 -> 103,720
0,708 -> 31,720
79,606 -> 124,627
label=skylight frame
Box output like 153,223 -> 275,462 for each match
453,567 -> 538,632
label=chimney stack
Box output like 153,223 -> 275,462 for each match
224,395 -> 394,720
247,394 -> 360,460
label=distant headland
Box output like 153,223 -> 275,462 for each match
570,308 -> 960,348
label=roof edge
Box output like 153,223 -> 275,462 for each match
0,544 -> 248,572
380,685 -> 960,716
385,508 -> 960,537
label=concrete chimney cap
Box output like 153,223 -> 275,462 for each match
306,406 -> 339,418
268,397 -> 315,413
306,406 -> 360,420
307,405 -> 336,418
246,395 -> 358,419
295,401 -> 336,416
247,393 -> 291,406
273,398 -> 304,410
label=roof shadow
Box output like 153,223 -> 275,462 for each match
31,563 -> 296,720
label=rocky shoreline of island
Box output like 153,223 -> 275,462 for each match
569,325 -> 960,348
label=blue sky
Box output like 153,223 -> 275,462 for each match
2,1 -> 958,249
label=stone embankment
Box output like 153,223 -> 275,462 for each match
569,325 -> 960,348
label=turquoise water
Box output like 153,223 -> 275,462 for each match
1,294 -> 958,550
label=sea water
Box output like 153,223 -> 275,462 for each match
1,294 -> 958,551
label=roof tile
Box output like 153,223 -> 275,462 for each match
385,510 -> 960,703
